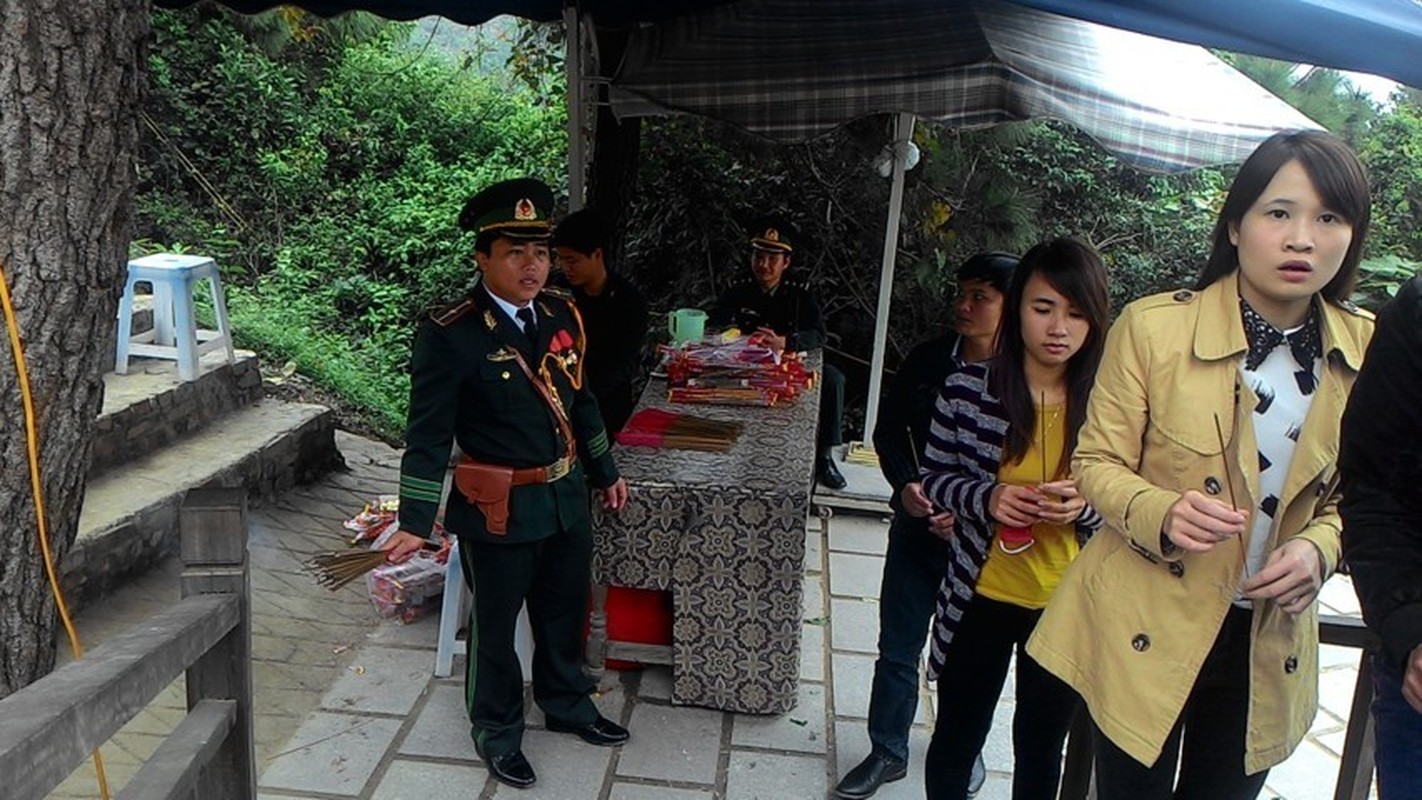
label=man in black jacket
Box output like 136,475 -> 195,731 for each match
1340,273 -> 1422,800
835,252 -> 1019,799
552,208 -> 650,434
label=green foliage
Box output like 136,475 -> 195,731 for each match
1355,254 -> 1422,310
1361,99 -> 1422,262
138,9 -> 565,440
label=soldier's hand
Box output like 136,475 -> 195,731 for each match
756,327 -> 787,352
382,530 -> 426,564
601,478 -> 629,511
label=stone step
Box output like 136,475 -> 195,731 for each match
90,349 -> 264,478
65,399 -> 344,609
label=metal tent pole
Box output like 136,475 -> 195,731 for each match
564,5 -> 586,211
861,111 -> 915,447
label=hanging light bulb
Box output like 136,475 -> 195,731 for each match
872,140 -> 921,178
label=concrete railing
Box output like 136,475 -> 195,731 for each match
0,489 -> 255,799
1059,614 -> 1379,800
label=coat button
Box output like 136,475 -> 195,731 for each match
1169,561 -> 1185,578
1204,476 -> 1222,495
1131,634 -> 1151,652
1284,655 -> 1298,674
1173,290 -> 1193,302
501,371 -> 511,380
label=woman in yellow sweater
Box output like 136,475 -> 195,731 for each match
919,237 -> 1111,799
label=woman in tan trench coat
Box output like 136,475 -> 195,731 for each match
1026,130 -> 1375,799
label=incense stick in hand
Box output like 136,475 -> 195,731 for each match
1212,413 -> 1249,579
907,425 -> 939,515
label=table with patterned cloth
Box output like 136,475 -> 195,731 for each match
588,353 -> 821,714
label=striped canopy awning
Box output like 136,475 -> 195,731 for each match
609,0 -> 1322,173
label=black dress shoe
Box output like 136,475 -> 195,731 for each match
968,752 -> 986,797
817,453 -> 847,490
485,750 -> 536,789
834,751 -> 907,799
545,714 -> 630,746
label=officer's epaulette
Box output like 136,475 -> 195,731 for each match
430,297 -> 476,327
540,286 -> 573,301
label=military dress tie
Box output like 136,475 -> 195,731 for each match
516,306 -> 539,348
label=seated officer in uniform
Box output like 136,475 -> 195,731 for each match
383,178 -> 630,791
551,208 -> 650,434
708,217 -> 848,489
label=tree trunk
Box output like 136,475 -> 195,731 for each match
0,0 -> 148,698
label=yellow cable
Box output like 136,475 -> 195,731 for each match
0,262 -> 110,799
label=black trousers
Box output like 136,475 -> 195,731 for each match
1092,604 -> 1270,800
926,594 -> 1080,800
459,520 -> 598,757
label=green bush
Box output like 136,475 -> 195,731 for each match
137,9 -> 565,439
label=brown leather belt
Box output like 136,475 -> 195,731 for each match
510,456 -> 573,485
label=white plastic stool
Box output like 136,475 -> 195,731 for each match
115,253 -> 235,382
434,539 -> 534,678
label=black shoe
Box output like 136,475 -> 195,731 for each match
817,453 -> 847,490
968,752 -> 986,797
545,714 -> 630,746
485,750 -> 536,789
834,751 -> 907,799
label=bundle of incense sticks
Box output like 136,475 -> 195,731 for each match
667,385 -> 779,407
618,408 -> 744,451
303,548 -> 390,590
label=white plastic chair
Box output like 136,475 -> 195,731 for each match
434,539 -> 534,678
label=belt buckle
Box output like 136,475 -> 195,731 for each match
546,457 -> 571,482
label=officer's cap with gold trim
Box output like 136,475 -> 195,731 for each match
749,215 -> 795,254
458,178 -> 554,240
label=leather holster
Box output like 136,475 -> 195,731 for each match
454,460 -> 514,535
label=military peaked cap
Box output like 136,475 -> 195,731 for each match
458,177 -> 554,240
749,215 -> 795,254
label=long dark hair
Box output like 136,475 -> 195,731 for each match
1195,130 -> 1371,301
989,238 -> 1111,475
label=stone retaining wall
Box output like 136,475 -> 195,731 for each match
89,356 -> 264,478
64,409 -> 343,611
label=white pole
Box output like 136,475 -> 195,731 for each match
861,111 -> 915,447
564,6 -> 585,212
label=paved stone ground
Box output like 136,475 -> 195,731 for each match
50,432 -> 1375,799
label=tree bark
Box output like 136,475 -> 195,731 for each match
0,0 -> 148,698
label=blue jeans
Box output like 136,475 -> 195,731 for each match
866,515 -> 950,762
1372,653 -> 1422,800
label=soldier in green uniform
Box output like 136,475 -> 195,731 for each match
708,216 -> 848,488
383,178 -> 630,790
